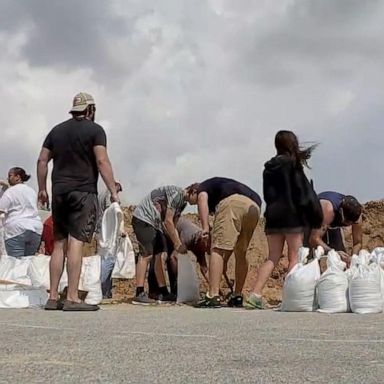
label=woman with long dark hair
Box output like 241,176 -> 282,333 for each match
245,131 -> 323,309
0,167 -> 43,257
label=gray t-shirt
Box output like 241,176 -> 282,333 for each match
176,217 -> 201,249
133,186 -> 187,230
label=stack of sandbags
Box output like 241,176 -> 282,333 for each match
317,250 -> 349,313
281,246 -> 324,312
0,254 -> 102,308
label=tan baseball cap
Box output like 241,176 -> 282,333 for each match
69,92 -> 95,113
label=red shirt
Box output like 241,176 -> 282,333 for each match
41,216 -> 54,255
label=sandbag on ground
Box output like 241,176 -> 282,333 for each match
281,247 -> 323,312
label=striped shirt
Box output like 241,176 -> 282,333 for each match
133,185 -> 186,230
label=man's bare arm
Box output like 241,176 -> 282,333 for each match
352,219 -> 363,255
37,147 -> 52,207
163,208 -> 185,253
197,192 -> 210,234
309,225 -> 331,252
93,145 -> 118,202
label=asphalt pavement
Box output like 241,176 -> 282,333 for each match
0,304 -> 383,384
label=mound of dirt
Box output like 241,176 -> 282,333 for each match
109,200 -> 384,304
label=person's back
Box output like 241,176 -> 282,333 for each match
318,191 -> 344,228
46,118 -> 105,195
198,177 -> 262,213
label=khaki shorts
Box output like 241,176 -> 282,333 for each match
211,194 -> 260,252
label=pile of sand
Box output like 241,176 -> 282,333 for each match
109,200 -> 384,304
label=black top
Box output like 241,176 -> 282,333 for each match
43,118 -> 107,195
263,155 -> 323,230
198,177 -> 262,213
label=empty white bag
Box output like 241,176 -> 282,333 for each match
177,253 -> 200,304
0,284 -> 48,309
317,250 -> 349,313
281,247 -> 323,312
80,255 -> 102,305
112,236 -> 135,279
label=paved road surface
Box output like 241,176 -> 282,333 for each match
0,305 -> 383,383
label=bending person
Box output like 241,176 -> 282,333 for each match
307,192 -> 362,262
186,177 -> 261,308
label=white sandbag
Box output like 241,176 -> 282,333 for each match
0,284 -> 48,309
112,236 -> 135,279
348,253 -> 382,314
317,250 -> 349,313
0,255 -> 33,286
368,248 -> 384,305
98,202 -> 124,259
28,254 -> 50,289
177,253 -> 200,304
281,246 -> 323,312
80,255 -> 102,305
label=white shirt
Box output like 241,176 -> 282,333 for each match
0,184 -> 43,240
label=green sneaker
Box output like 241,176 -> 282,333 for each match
244,293 -> 264,310
195,294 -> 222,308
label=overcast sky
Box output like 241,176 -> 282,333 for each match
0,0 -> 383,205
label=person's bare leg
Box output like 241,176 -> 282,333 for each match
49,239 -> 67,300
66,235 -> 84,303
154,252 -> 167,287
209,248 -> 232,297
234,207 -> 259,295
286,233 -> 303,272
136,255 -> 151,287
251,234 -> 285,296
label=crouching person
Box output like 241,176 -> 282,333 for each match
147,217 -> 210,300
186,177 -> 261,308
132,186 -> 190,305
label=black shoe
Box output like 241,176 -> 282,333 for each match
195,294 -> 221,308
227,294 -> 243,308
157,293 -> 177,304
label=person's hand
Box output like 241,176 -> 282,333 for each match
0,180 -> 9,189
338,251 -> 351,266
38,190 -> 49,208
176,243 -> 188,254
110,193 -> 120,204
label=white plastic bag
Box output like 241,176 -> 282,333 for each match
317,250 -> 349,313
98,202 -> 124,259
0,255 -> 33,286
79,255 -> 102,305
112,236 -> 135,279
177,253 -> 200,304
28,254 -> 51,289
0,283 -> 48,309
281,246 -> 323,312
348,251 -> 382,314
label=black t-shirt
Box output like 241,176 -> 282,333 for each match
198,177 -> 262,213
43,118 -> 107,195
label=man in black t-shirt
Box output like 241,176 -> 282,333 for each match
185,177 -> 261,308
37,92 -> 119,311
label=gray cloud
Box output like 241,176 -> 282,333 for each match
0,0 -> 383,205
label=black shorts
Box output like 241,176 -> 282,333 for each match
52,191 -> 98,243
132,216 -> 167,257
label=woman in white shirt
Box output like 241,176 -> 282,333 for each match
0,167 -> 43,257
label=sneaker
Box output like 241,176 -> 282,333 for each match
227,294 -> 243,308
62,300 -> 100,311
195,294 -> 221,308
157,293 -> 177,304
244,293 -> 264,310
132,292 -> 156,306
